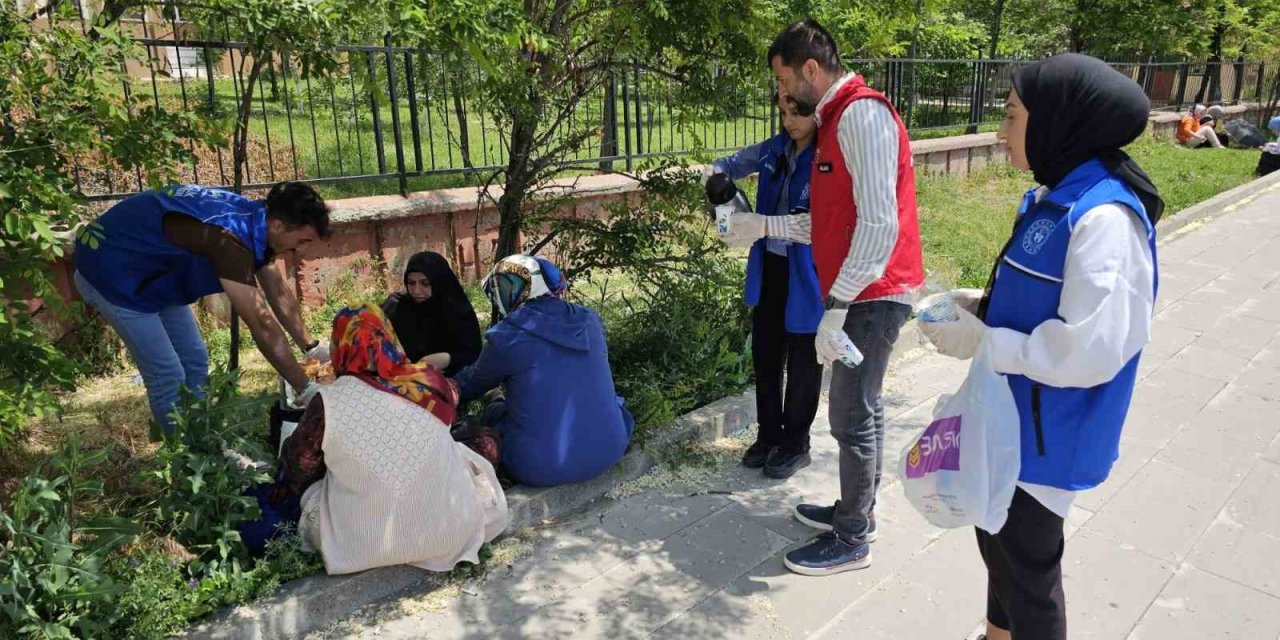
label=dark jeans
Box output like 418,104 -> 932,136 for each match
976,488 -> 1068,640
752,252 -> 824,455
829,300 -> 911,544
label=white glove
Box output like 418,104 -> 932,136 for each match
918,305 -> 988,360
305,341 -> 331,364
951,288 -> 984,315
719,211 -> 767,248
815,308 -> 863,368
291,381 -> 321,409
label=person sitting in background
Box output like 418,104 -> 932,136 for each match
453,255 -> 633,488
1176,104 -> 1223,148
266,304 -> 507,575
1204,104 -> 1228,144
381,251 -> 482,377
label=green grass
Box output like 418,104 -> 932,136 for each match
916,136 -> 1262,288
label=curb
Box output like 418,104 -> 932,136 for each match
1156,167 -> 1280,243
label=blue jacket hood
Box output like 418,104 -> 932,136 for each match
491,297 -> 591,353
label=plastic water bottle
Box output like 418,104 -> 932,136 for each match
913,275 -> 960,324
836,337 -> 863,369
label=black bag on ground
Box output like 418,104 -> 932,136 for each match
1224,118 -> 1268,148
1258,149 -> 1280,177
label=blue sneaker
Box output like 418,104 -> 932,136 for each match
783,532 -> 872,576
792,501 -> 878,543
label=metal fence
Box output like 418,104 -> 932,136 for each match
52,8 -> 1279,201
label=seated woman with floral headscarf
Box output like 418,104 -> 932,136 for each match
453,255 -> 634,488
266,304 -> 507,575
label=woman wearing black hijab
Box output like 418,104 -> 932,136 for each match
381,251 -> 482,377
920,54 -> 1163,640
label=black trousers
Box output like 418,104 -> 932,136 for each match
752,252 -> 823,455
975,487 -> 1068,640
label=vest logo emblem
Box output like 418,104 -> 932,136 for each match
1022,219 -> 1057,255
817,162 -> 833,173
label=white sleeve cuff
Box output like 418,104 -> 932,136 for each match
988,327 -> 1031,377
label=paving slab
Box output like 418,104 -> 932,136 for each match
1126,565 -> 1280,640
1081,459 -> 1237,564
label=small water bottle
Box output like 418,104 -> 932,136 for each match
912,274 -> 959,324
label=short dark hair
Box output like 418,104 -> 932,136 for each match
767,19 -> 842,74
266,181 -> 331,239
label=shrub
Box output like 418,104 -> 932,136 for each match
546,164 -> 752,442
0,436 -> 140,639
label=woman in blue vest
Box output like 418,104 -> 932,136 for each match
707,95 -> 824,480
920,54 -> 1164,640
74,182 -> 333,432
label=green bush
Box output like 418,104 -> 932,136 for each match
0,436 -> 140,639
149,370 -> 272,567
0,368 -> 326,639
547,163 -> 752,442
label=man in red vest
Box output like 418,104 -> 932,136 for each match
727,19 -> 924,576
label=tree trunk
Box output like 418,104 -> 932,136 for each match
1070,0 -> 1088,52
1198,3 -> 1227,104
451,77 -> 474,169
233,57 -> 265,192
987,0 -> 1006,59
495,111 -> 539,260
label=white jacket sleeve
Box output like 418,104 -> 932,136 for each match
988,204 -> 1156,388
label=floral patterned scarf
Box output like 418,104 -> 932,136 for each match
331,304 -> 459,425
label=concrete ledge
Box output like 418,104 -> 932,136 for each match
909,132 -> 1002,155
1157,164 -> 1280,242
328,173 -> 642,225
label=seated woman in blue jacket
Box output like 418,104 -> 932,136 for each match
706,94 -> 823,480
453,255 -> 633,487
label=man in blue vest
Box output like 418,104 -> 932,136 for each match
74,182 -> 332,432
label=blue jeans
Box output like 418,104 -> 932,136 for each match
74,271 -> 209,432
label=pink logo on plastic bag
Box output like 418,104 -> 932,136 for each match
905,416 -> 962,479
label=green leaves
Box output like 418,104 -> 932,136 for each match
0,435 -> 138,639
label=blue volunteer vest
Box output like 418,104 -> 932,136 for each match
74,185 -> 271,313
743,134 -> 824,334
984,159 -> 1158,490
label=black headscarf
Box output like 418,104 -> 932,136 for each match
380,251 -> 482,375
1012,53 -> 1166,223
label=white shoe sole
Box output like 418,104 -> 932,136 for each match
784,551 -> 873,576
792,506 -> 879,543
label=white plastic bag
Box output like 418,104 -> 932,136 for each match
898,339 -> 1020,533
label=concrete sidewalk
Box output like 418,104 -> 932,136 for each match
312,179 -> 1280,640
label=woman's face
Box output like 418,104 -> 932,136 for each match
780,97 -> 816,144
406,272 -> 433,303
998,89 -> 1030,172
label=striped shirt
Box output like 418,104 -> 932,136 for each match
769,73 -> 913,305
